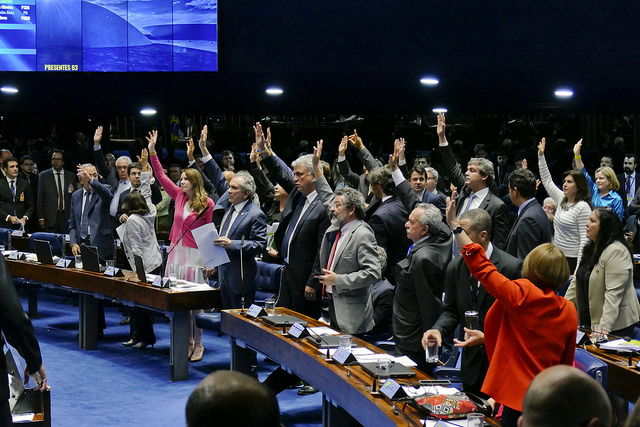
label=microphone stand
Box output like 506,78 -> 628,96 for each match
162,205 -> 210,282
240,235 -> 245,315
304,327 -> 332,361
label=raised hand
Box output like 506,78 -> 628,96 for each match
253,122 -> 266,151
446,188 -> 458,229
312,139 -> 324,177
93,126 -> 103,146
396,137 -> 406,161
338,136 -> 348,157
137,148 -> 149,172
146,130 -> 158,153
437,112 -> 446,142
573,138 -> 583,156
348,129 -> 364,150
537,137 -> 546,156
199,125 -> 209,156
388,140 -> 400,171
186,138 -> 195,162
249,143 -> 260,164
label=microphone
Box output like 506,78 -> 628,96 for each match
240,234 -> 245,314
162,205 -> 210,277
304,327 -> 332,361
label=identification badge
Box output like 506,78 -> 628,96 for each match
19,192 -> 24,202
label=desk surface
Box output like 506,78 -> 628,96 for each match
221,308 -> 498,427
585,343 -> 640,402
7,258 -> 221,312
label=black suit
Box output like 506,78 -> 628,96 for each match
368,195 -> 411,280
432,246 -> 522,394
262,155 -> 330,319
37,167 -> 76,233
0,255 -> 43,423
0,176 -> 35,231
504,199 -> 552,260
617,172 -> 640,211
439,143 -> 510,249
19,171 -> 39,231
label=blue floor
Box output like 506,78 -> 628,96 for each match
24,290 -> 323,426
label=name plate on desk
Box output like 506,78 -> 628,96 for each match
56,259 -> 73,268
576,330 -> 591,346
288,323 -> 309,339
380,379 -> 407,400
245,304 -> 267,319
103,267 -> 124,277
151,276 -> 170,288
8,252 -> 24,260
332,347 -> 357,365
10,230 -> 23,237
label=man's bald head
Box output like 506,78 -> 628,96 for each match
519,365 -> 611,427
186,370 -> 281,427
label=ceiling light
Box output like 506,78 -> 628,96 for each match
432,107 -> 448,113
140,108 -> 157,116
420,77 -> 439,86
1,86 -> 18,94
265,87 -> 283,96
554,88 -> 574,99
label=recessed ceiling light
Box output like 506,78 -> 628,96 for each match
1,86 -> 18,94
420,77 -> 439,86
554,88 -> 574,98
265,87 -> 283,96
432,107 -> 448,113
140,108 -> 157,116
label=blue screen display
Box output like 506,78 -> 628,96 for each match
0,0 -> 217,71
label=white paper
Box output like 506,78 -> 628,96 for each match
354,354 -> 418,367
321,347 -> 374,357
598,338 -> 640,352
192,223 -> 230,269
308,326 -> 339,335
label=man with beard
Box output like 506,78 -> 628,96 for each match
617,153 -> 639,211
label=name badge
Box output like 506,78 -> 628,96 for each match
19,192 -> 24,202
245,304 -> 267,318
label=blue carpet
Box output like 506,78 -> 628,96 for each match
24,291 -> 323,427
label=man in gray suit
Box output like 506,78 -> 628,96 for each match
37,149 -> 76,233
313,142 -> 381,335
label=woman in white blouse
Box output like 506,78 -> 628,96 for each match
538,137 -> 592,289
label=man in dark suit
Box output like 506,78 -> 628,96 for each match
367,165 -> 411,281
0,157 -> 35,231
37,149 -> 76,233
393,203 -> 452,375
337,131 -> 382,204
0,256 -> 49,424
437,113 -> 510,249
504,169 -> 552,259
20,155 -> 40,232
69,164 -> 114,260
617,153 -> 639,212
424,208 -> 522,396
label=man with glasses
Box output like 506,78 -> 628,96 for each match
37,149 -> 76,233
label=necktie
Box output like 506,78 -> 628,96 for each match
81,192 -> 91,238
10,180 -> 15,199
57,172 -> 64,211
453,193 -> 478,258
220,207 -> 235,237
463,193 -> 477,212
406,243 -> 414,257
326,229 -> 342,270
281,197 -> 305,262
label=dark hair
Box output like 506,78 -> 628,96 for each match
19,155 -> 34,165
561,170 -> 592,208
368,165 -> 395,196
508,169 -> 537,199
3,156 -> 18,169
625,153 -> 638,164
411,165 -> 427,177
128,162 -> 143,175
121,191 -> 150,216
579,207 -> 630,274
51,148 -> 65,160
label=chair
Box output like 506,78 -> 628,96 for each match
0,227 -> 11,248
29,232 -> 66,257
574,347 -> 607,387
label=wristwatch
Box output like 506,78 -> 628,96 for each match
453,226 -> 464,235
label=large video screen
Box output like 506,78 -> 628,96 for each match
0,0 -> 217,72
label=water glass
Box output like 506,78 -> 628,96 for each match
376,359 -> 390,383
339,334 -> 352,350
465,310 -> 479,330
168,264 -> 180,282
74,255 -> 83,270
425,339 -> 439,363
467,412 -> 485,427
106,259 -> 115,269
264,297 -> 276,315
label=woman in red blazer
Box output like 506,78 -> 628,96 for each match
147,130 -> 214,362
443,191 -> 577,427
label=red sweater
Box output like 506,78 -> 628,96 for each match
462,243 -> 577,412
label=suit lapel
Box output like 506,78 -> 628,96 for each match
227,202 -> 252,237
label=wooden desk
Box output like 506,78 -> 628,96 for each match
7,259 -> 221,381
585,343 -> 640,402
221,308 -> 497,427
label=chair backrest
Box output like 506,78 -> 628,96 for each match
30,232 -> 65,257
574,347 -> 608,387
254,260 -> 284,303
0,227 -> 11,247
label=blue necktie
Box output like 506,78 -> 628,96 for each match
406,243 -> 414,257
281,197 -> 305,262
10,180 -> 15,199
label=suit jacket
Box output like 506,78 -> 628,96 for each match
617,172 -> 640,209
94,147 -> 118,190
393,226 -> 452,353
0,176 -> 35,230
0,256 -> 43,401
68,179 -> 115,258
115,173 -> 156,220
338,147 -> 381,198
432,247 -> 522,385
37,168 -> 76,227
395,176 -> 447,222
262,154 -> 330,317
439,143 -> 510,249
566,241 -> 640,332
368,195 -> 411,277
504,199 -> 552,259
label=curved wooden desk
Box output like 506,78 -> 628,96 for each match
7,259 -> 221,381
221,308 -> 498,426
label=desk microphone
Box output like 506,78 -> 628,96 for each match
281,321 -> 290,336
240,234 -> 245,315
162,205 -> 210,277
304,327 -> 332,361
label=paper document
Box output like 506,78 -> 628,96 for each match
192,223 -> 230,269
598,338 -> 640,352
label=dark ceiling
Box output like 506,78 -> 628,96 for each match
2,1 -> 640,117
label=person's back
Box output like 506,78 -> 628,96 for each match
186,370 -> 281,427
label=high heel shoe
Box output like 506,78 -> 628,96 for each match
122,339 -> 139,347
133,342 -> 154,349
190,345 -> 204,362
188,342 -> 195,359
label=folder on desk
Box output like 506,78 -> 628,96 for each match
261,315 -> 308,328
360,361 -> 416,378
